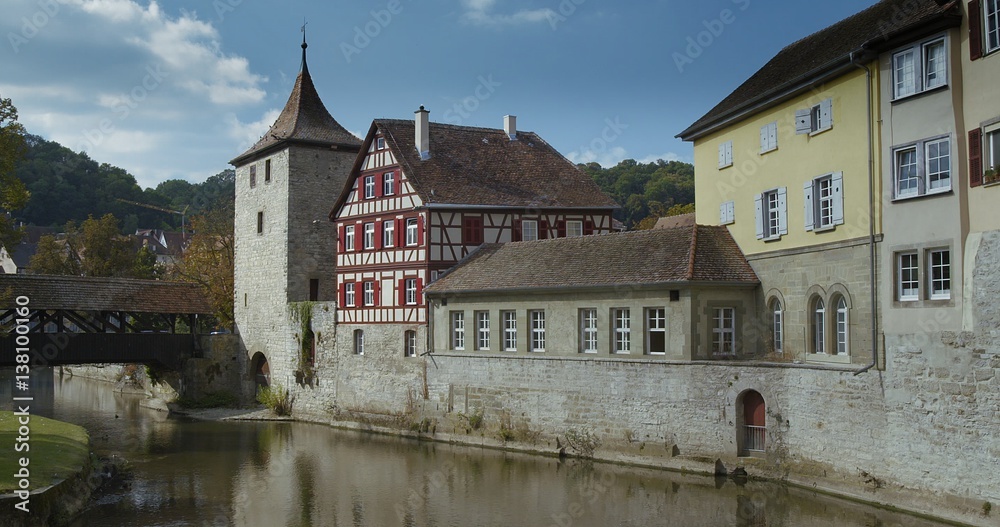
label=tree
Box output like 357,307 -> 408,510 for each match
29,235 -> 78,275
0,97 -> 29,248
28,213 -> 160,278
172,201 -> 234,329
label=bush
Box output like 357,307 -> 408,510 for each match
257,385 -> 293,416
564,428 -> 601,459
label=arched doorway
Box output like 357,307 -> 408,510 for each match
739,390 -> 766,455
251,352 -> 270,388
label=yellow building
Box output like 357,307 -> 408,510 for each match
679,1 -> 960,367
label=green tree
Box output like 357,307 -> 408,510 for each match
0,97 -> 29,248
29,235 -> 78,275
171,202 -> 234,329
29,214 -> 159,279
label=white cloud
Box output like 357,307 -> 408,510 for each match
460,0 -> 555,26
636,152 -> 684,164
227,108 -> 282,155
566,145 -> 629,167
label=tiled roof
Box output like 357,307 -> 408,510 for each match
425,224 -> 757,294
654,213 -> 696,229
374,119 -> 619,209
231,45 -> 361,164
677,0 -> 960,140
0,275 -> 213,314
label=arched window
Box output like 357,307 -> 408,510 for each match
353,329 -> 365,355
812,297 -> 826,354
835,296 -> 849,356
770,299 -> 783,354
404,330 -> 416,357
739,390 -> 766,455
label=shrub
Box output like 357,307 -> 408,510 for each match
257,385 -> 293,416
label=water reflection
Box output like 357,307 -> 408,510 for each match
0,370 -> 952,527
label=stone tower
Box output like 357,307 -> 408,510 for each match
230,37 -> 361,389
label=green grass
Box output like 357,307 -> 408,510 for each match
0,411 -> 90,492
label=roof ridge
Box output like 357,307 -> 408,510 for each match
686,223 -> 698,281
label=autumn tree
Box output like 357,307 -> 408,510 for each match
172,201 -> 234,329
29,213 -> 160,278
0,97 -> 30,248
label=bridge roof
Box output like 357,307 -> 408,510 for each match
0,275 -> 213,314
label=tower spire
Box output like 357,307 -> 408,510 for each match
300,19 -> 308,73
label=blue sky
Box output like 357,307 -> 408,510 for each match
1,0 -> 881,189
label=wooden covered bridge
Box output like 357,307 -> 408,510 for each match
0,275 -> 214,369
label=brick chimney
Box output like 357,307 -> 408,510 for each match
504,115 -> 517,140
415,106 -> 430,160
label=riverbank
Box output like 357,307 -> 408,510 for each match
174,405 -> 983,527
0,411 -> 99,526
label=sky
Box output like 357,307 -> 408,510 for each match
0,0 -> 883,190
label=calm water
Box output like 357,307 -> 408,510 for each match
3,369 -> 953,527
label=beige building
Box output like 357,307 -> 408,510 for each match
425,225 -> 759,360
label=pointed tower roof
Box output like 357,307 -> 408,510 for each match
231,37 -> 361,165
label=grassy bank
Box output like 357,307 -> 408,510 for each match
0,411 -> 90,493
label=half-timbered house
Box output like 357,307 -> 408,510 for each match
329,108 -> 619,356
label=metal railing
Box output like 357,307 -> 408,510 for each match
744,425 -> 766,452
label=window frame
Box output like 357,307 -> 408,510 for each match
264,159 -> 271,183
405,218 -> 419,246
566,220 -> 584,237
363,281 -> 375,306
897,251 -> 920,301
812,298 -> 826,354
344,282 -> 356,307
795,98 -> 833,135
344,225 -> 355,251
404,278 -> 417,305
987,0 -> 1000,54
835,296 -> 849,356
718,140 -> 734,169
404,330 -> 416,357
760,121 -> 778,154
249,164 -> 257,188
451,311 -> 466,351
711,307 -> 736,357
376,136 -> 386,150
612,308 -> 631,354
364,175 -> 376,199
891,35 -> 948,100
521,219 -> 539,241
529,310 -> 546,352
257,211 -> 263,235
502,310 -> 517,352
475,311 -> 490,351
928,248 -> 951,300
771,299 -> 783,354
985,125 -> 1000,173
892,136 -> 952,199
645,307 -> 666,355
363,222 -> 376,250
756,188 -> 787,240
353,329 -> 365,355
383,172 -> 395,196
579,308 -> 598,354
383,220 -> 394,248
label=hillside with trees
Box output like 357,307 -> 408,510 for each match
579,159 -> 695,228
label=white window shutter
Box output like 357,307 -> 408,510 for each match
754,194 -> 764,239
777,187 -> 788,235
726,142 -> 733,166
719,143 -> 725,168
820,98 -> 833,129
720,201 -> 735,225
760,125 -> 768,152
831,172 -> 844,225
803,180 -> 815,231
795,109 -> 812,135
719,141 -> 733,168
720,202 -> 727,224
768,122 -> 778,150
727,201 -> 735,224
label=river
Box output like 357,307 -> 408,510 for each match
2,369 -> 955,527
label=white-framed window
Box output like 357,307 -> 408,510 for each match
404,330 -> 416,357
529,310 -> 545,352
898,252 -> 920,301
987,0 -> 1000,53
521,219 -> 538,241
712,307 -> 735,356
893,137 -> 951,198
771,299 -> 783,354
566,220 -> 584,237
835,296 -> 849,356
985,125 -> 1000,172
344,282 -> 355,307
502,310 -> 517,352
376,136 -> 386,150
383,220 -> 394,248
363,223 -> 375,250
929,249 -> 951,300
760,122 -> 778,153
451,311 -> 465,351
383,172 -> 395,196
345,225 -> 355,251
719,200 -> 735,225
892,36 -> 947,99
353,329 -> 364,355
804,172 -> 844,231
406,218 -> 419,246
579,308 -> 598,353
404,278 -> 417,305
613,308 -> 630,354
475,311 -> 490,351
812,298 -> 826,354
755,188 -> 787,240
363,281 -> 375,306
795,98 -> 833,135
646,308 -> 666,355
364,175 -> 376,199
718,140 -> 734,168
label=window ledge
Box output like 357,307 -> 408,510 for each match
719,163 -> 733,170
760,147 -> 778,155
808,126 -> 832,137
762,235 -> 783,243
891,187 -> 953,202
812,225 -> 837,234
890,84 -> 949,104
807,353 -> 851,364
983,178 -> 1000,188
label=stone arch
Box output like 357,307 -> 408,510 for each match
764,288 -> 786,355
725,380 -> 780,457
250,351 -> 270,388
737,389 -> 766,456
828,284 -> 852,357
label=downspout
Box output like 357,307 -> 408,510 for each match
850,50 -> 878,376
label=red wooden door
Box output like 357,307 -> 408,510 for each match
744,391 -> 765,427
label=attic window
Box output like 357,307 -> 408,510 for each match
376,137 -> 385,150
